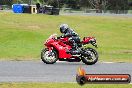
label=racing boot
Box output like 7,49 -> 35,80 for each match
67,44 -> 81,55
70,49 -> 80,55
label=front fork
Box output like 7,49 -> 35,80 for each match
47,47 -> 54,56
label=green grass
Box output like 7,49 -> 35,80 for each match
0,12 -> 132,62
0,83 -> 132,88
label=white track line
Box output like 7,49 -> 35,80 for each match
56,61 -> 116,63
101,62 -> 115,63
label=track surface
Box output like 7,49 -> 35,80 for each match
0,61 -> 132,82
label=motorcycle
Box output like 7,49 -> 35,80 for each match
41,34 -> 98,65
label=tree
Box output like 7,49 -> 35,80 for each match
80,0 -> 105,13
45,0 -> 59,8
0,0 -> 12,5
87,0 -> 103,13
65,0 -> 80,9
101,0 -> 109,12
108,0 -> 129,14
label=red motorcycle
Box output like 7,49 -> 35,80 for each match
41,34 -> 98,65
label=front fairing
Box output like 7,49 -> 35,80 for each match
44,34 -> 57,46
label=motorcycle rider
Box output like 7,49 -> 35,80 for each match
58,24 -> 81,54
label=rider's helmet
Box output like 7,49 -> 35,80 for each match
59,24 -> 69,33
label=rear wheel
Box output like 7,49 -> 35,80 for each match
81,48 -> 98,65
41,48 -> 58,64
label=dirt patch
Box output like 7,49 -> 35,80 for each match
111,50 -> 132,54
102,50 -> 132,54
121,50 -> 132,54
27,25 -> 40,30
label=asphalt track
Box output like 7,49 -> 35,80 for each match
0,61 -> 132,82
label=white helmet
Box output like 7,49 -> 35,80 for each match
59,24 -> 69,33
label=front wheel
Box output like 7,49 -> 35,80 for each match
81,48 -> 98,65
41,48 -> 58,64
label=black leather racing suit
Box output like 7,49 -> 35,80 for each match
60,28 -> 80,50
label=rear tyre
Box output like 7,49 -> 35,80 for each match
41,48 -> 58,64
81,48 -> 98,65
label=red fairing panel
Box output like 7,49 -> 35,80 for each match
50,42 -> 72,58
82,37 -> 95,44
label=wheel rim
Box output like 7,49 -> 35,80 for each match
84,50 -> 97,62
42,50 -> 56,62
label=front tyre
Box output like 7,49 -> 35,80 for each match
41,48 -> 58,64
81,48 -> 98,65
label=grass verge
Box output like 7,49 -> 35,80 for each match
0,83 -> 132,88
0,12 -> 132,62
